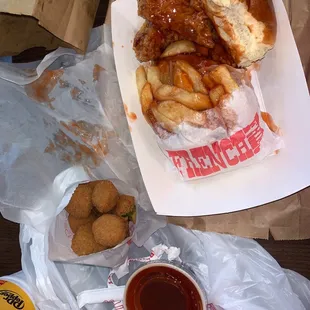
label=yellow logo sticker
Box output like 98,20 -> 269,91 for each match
0,280 -> 35,310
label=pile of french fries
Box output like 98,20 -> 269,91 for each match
136,40 -> 239,136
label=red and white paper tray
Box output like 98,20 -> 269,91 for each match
111,0 -> 310,216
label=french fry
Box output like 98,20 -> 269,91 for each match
156,101 -> 206,127
154,85 -> 212,111
136,66 -> 147,96
147,66 -> 162,92
161,40 -> 196,58
173,66 -> 194,92
175,60 -> 208,94
140,82 -> 153,114
152,106 -> 178,132
202,73 -> 216,89
209,85 -> 225,106
208,65 -> 238,93
158,60 -> 172,85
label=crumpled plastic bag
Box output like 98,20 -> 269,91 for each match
20,223 -> 310,310
0,23 -> 165,273
0,26 -> 154,230
8,24 -> 309,310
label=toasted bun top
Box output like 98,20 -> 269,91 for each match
204,0 -> 277,67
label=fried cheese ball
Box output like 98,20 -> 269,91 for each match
115,195 -> 136,222
92,181 -> 119,213
71,223 -> 106,256
68,213 -> 97,233
66,184 -> 93,218
88,180 -> 101,189
92,207 -> 103,217
92,214 -> 128,248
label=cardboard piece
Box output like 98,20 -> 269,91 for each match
168,188 -> 310,240
0,0 -> 99,56
282,0 -> 310,89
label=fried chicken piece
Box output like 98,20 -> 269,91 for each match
209,42 -> 236,67
138,0 -> 214,48
190,0 -> 204,12
134,22 -> 181,62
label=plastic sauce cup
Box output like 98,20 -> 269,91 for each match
0,273 -> 35,310
124,262 -> 207,310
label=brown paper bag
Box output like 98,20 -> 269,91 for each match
168,0 -> 310,240
283,0 -> 310,89
168,189 -> 310,240
0,0 -> 99,56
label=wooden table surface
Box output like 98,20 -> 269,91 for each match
1,213 -> 310,279
1,0 -> 310,283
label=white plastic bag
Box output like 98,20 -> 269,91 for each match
0,23 -> 166,303
20,224 -> 78,310
0,26 -> 148,230
20,223 -> 310,310
68,225 -> 310,310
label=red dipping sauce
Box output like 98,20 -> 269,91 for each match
124,263 -> 206,310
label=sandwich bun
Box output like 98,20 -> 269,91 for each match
203,0 -> 277,67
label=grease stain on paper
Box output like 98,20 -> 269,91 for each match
45,120 -> 110,166
124,103 -> 137,122
79,79 -> 86,85
93,64 -> 105,82
261,111 -> 281,135
71,87 -> 83,100
22,68 -> 37,77
59,79 -> 70,88
25,69 -> 64,109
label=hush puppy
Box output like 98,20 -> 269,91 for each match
92,181 -> 119,213
66,184 -> 93,218
92,214 -> 128,248
115,195 -> 136,222
71,223 -> 106,256
68,213 -> 97,233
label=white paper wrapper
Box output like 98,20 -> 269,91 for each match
156,70 -> 283,181
48,175 -> 165,267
